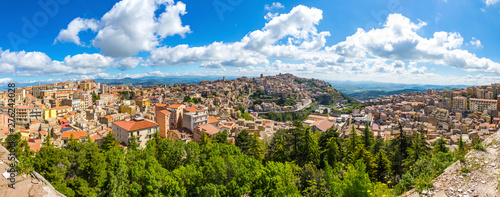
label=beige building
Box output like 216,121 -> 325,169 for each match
183,107 -> 209,131
452,96 -> 467,112
469,98 -> 497,112
112,117 -> 159,149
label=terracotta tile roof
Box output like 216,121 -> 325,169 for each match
105,115 -> 113,119
28,139 -> 42,152
184,106 -> 197,113
195,124 -> 219,136
90,134 -> 100,141
97,130 -> 108,135
209,116 -> 219,124
311,119 -> 334,132
62,131 -> 88,139
40,130 -> 47,135
160,110 -> 171,114
168,104 -> 183,109
51,106 -> 71,110
31,121 -> 41,124
113,119 -> 159,132
156,104 -> 167,107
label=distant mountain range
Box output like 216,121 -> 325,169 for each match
4,76 -> 471,102
327,80 -> 469,101
94,76 -> 239,86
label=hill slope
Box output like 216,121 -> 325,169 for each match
404,132 -> 500,197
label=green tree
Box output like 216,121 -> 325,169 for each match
298,128 -> 320,167
433,137 -> 449,154
361,124 -> 374,151
403,130 -> 430,171
323,137 -> 341,168
156,139 -> 184,171
374,151 -> 391,183
212,130 -> 230,144
101,133 -> 119,151
129,132 -> 139,151
235,130 -> 252,154
269,135 -> 288,163
249,133 -> 265,161
339,160 -> 374,197
252,162 -> 301,196
199,131 -> 212,148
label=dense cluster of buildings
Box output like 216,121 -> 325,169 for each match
0,74 -> 329,151
2,74 -> 496,152
360,85 -> 500,147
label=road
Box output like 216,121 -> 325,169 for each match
252,99 -> 312,114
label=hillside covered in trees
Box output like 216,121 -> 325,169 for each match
4,122 -> 471,197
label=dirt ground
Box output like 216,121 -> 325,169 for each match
404,131 -> 500,197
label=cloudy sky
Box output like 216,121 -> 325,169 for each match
1,0 -> 500,86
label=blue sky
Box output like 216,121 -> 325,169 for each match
1,0 -> 500,85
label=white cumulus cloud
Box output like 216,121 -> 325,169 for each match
55,0 -> 191,57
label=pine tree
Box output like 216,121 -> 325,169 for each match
249,132 -> 265,161
102,133 -> 119,151
43,133 -> 53,147
361,123 -> 373,151
324,137 -> 340,168
272,135 -> 288,163
235,130 -> 252,154
298,127 -> 320,167
403,130 -> 430,171
458,134 -> 466,155
374,151 -> 390,183
344,126 -> 361,159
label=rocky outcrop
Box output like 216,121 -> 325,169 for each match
404,131 -> 500,197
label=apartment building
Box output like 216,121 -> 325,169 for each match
167,104 -> 185,130
14,105 -> 43,124
183,107 -> 209,131
112,117 -> 159,149
469,98 -> 497,112
452,96 -> 468,113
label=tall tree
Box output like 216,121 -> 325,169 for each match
361,123 -> 374,151
235,130 -> 252,154
323,137 -> 341,168
249,132 -> 265,161
199,131 -> 212,148
101,133 -> 119,151
212,130 -> 230,144
374,151 -> 390,183
403,130 -> 430,171
269,135 -> 288,163
298,128 -> 320,167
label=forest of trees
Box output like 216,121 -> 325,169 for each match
4,122 -> 468,197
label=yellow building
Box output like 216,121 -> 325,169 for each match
135,97 -> 150,108
44,106 -> 71,119
44,109 -> 57,120
120,105 -> 137,115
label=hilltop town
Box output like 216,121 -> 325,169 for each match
0,74 -> 498,153
0,74 -> 354,149
2,74 -> 500,196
